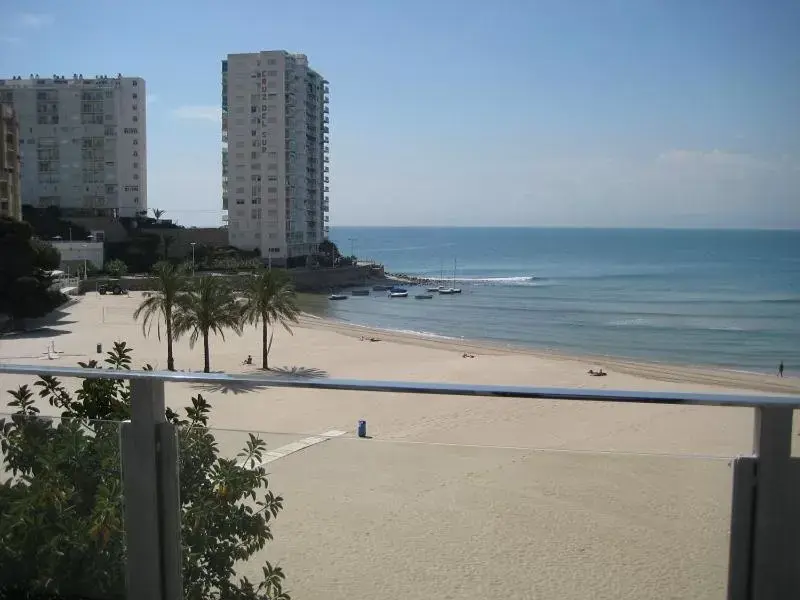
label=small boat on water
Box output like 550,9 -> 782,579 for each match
415,294 -> 434,300
427,287 -> 442,293
388,291 -> 408,298
372,285 -> 391,291
437,259 -> 462,294
389,286 -> 407,293
351,289 -> 370,296
329,294 -> 348,301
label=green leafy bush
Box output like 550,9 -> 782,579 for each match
0,342 -> 290,599
104,259 -> 129,277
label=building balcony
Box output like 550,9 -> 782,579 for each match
323,107 -> 329,114
323,146 -> 330,154
324,167 -> 329,173
323,157 -> 329,163
323,136 -> 329,144
324,186 -> 329,193
323,127 -> 329,134
324,177 -> 329,183
2,361 -> 791,600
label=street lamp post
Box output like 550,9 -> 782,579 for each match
190,242 -> 196,276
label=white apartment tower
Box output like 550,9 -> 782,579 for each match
0,74 -> 147,218
222,51 -> 330,266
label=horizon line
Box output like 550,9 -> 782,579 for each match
326,225 -> 800,232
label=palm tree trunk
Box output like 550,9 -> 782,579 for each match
166,313 -> 175,371
262,319 -> 269,370
203,330 -> 210,373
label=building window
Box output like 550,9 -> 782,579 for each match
235,187 -> 245,193
133,174 -> 139,180
133,162 -> 139,168
133,150 -> 138,157
236,199 -> 245,205
267,187 -> 277,193
132,105 -> 138,111
133,139 -> 138,145
132,80 -> 138,86
132,93 -> 138,99
132,116 -> 138,122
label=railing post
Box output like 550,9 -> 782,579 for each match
748,407 -> 800,598
121,378 -> 182,600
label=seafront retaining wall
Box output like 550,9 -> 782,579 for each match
77,264 -> 384,294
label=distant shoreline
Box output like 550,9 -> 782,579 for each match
295,311 -> 799,396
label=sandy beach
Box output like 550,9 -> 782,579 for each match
2,293 -> 799,599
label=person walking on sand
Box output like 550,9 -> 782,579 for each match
778,361 -> 784,378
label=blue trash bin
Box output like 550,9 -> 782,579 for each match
357,420 -> 367,438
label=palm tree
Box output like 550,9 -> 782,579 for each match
174,276 -> 242,373
133,262 -> 187,371
240,270 -> 300,370
151,208 -> 165,222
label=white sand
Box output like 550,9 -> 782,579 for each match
1,293 -> 798,599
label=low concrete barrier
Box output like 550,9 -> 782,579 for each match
77,265 -> 385,294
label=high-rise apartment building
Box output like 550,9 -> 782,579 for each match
0,103 -> 22,220
222,51 -> 330,266
0,74 -> 147,218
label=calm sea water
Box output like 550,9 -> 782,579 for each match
321,227 -> 799,374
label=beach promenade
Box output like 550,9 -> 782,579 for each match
2,293 -> 799,599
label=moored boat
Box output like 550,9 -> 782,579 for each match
415,294 -> 434,299
388,291 -> 408,298
329,294 -> 348,300
351,289 -> 370,296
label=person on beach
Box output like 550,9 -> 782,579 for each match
779,361 -> 784,377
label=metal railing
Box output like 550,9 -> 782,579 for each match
0,362 -> 798,600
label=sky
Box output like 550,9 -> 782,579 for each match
1,0 -> 798,229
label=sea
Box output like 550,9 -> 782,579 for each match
318,227 -> 800,374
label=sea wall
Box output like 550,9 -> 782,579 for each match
77,264 -> 384,294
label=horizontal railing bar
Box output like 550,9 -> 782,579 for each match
0,363 -> 798,408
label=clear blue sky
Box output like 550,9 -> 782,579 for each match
2,0 -> 798,228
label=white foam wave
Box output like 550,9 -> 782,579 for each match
422,276 -> 546,286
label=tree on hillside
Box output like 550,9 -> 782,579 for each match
240,270 -> 300,370
174,276 -> 243,373
133,262 -> 187,371
0,217 -> 66,330
0,342 -> 290,599
316,239 -> 342,268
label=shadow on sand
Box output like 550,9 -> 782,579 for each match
189,365 -> 328,395
1,327 -> 72,340
269,365 -> 328,379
